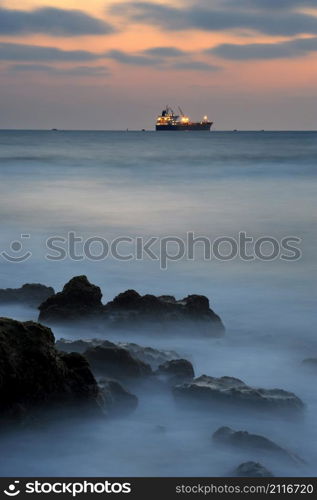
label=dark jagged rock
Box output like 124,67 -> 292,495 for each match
0,284 -> 54,307
56,338 -> 180,369
38,277 -> 225,336
181,295 -> 210,316
84,343 -> 152,380
56,338 -> 94,354
118,342 -> 180,370
234,461 -> 274,478
157,359 -> 195,385
173,375 -> 304,413
38,276 -> 224,336
0,317 -> 100,423
109,290 -> 142,310
103,290 -> 224,336
99,378 -> 138,416
59,352 -> 98,402
38,276 -> 103,323
213,426 -> 303,464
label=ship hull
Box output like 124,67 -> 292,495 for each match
156,122 -> 213,131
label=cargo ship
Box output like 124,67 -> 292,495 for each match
156,106 -> 213,131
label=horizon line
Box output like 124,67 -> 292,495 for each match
0,128 -> 316,133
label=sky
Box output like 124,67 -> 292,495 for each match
0,0 -> 317,130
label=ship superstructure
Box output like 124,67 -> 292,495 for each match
156,106 -> 212,131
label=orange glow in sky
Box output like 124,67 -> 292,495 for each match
0,0 -> 316,129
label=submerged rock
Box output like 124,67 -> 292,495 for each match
302,358 -> 317,372
0,317 -> 100,423
154,425 -> 167,434
233,461 -> 274,478
56,338 -> 95,354
0,283 -> 54,307
118,342 -> 180,370
156,359 -> 195,385
38,276 -> 103,323
213,426 -> 304,464
99,378 -> 138,416
173,375 -> 304,413
56,338 -> 180,370
84,343 -> 152,380
38,276 -> 224,336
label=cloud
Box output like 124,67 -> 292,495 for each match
110,1 -> 317,36
7,64 -> 110,76
106,48 -> 221,71
224,0 -> 317,9
169,60 -> 220,71
105,49 -> 159,66
0,43 -> 101,61
0,42 -> 220,71
0,6 -> 114,36
143,46 -> 186,57
208,36 -> 317,59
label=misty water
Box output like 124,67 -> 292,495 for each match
0,130 -> 316,476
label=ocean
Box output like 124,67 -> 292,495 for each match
0,130 -> 316,476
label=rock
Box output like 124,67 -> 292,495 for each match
109,290 -> 142,310
38,276 -> 103,323
173,375 -> 304,413
59,352 -> 100,403
118,342 -> 180,370
103,290 -> 224,336
156,359 -> 195,385
84,343 -> 152,380
56,338 -> 180,370
233,461 -> 274,477
98,378 -> 138,416
0,317 -> 100,423
38,276 -> 224,337
56,338 -> 94,354
0,284 -> 54,307
181,295 -> 211,316
56,338 -> 117,354
213,426 -> 303,464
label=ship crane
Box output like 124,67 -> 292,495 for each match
156,105 -> 213,131
178,106 -> 190,124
